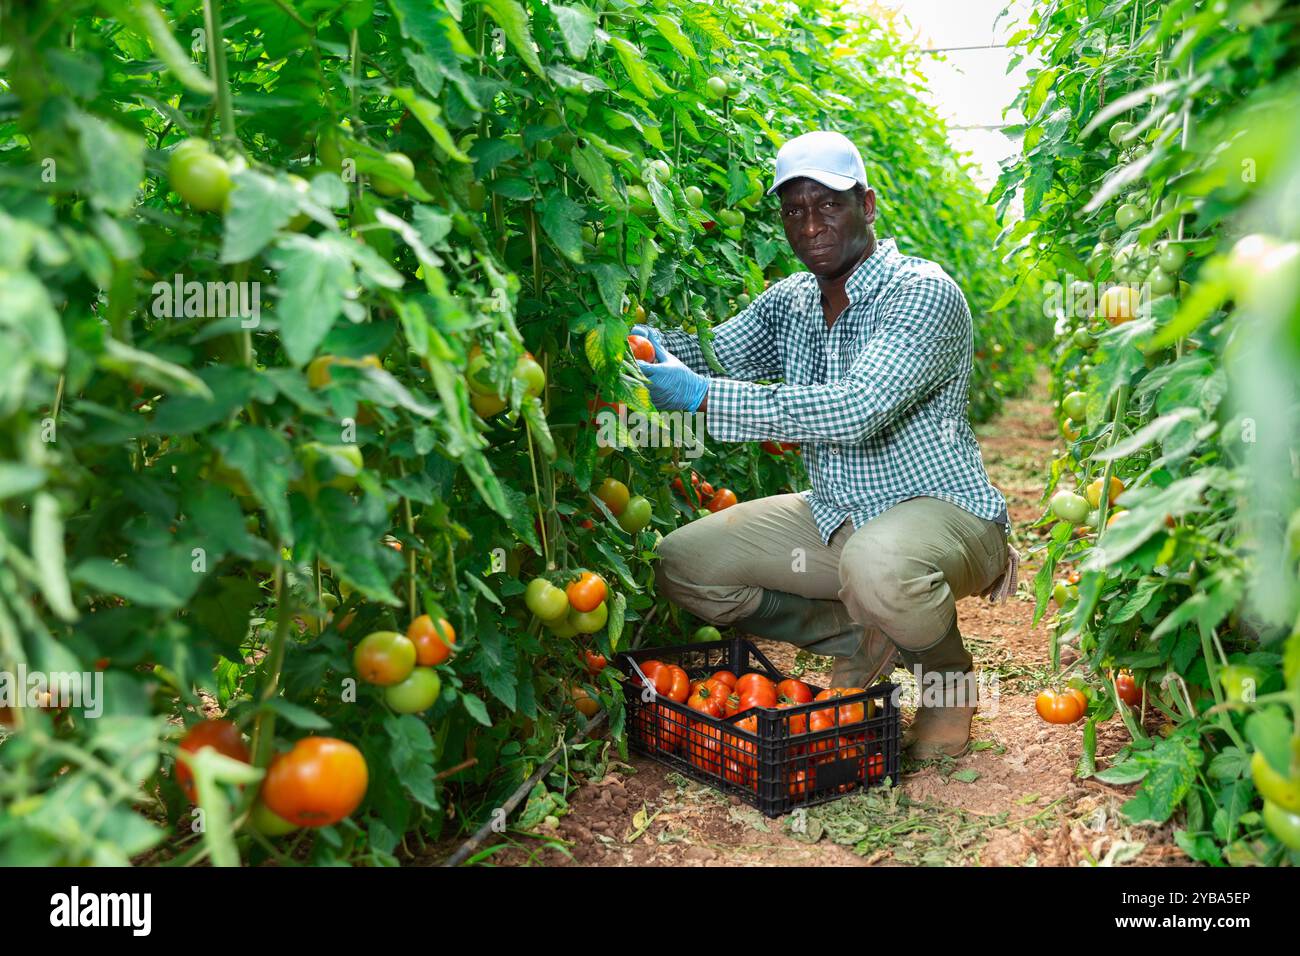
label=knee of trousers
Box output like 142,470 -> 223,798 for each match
654,528 -> 755,624
838,543 -> 952,651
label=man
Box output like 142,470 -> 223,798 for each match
632,130 -> 1015,759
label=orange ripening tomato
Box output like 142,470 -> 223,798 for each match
1035,689 -> 1086,724
776,678 -> 814,704
407,614 -> 455,666
813,687 -> 867,725
566,571 -> 608,613
260,737 -> 368,828
176,720 -> 250,804
787,768 -> 810,798
777,700 -> 809,736
706,489 -> 737,512
627,335 -> 657,363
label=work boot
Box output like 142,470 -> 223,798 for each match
830,626 -> 901,688
732,589 -> 864,659
898,616 -> 977,759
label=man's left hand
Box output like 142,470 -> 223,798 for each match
634,329 -> 709,412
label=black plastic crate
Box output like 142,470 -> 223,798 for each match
616,636 -> 900,817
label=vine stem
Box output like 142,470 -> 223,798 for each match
202,0 -> 237,148
248,563 -> 292,778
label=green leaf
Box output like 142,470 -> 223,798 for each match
268,234 -> 356,367
127,0 -> 215,94
608,36 -> 657,100
264,697 -> 333,730
189,577 -> 260,655
222,170 -> 302,263
211,427 -> 297,545
460,691 -> 493,727
389,88 -> 471,162
571,142 -> 618,204
482,0 -> 546,79
100,338 -> 213,398
551,3 -> 597,60
385,714 -> 440,811
539,190 -> 586,263
71,558 -> 185,609
30,492 -> 76,622
649,14 -> 698,62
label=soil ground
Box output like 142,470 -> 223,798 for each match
479,374 -> 1192,867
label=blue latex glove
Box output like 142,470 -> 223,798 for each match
631,325 -> 709,412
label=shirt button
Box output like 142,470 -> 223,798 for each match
831,447 -> 840,456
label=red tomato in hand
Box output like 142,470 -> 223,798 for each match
627,335 -> 657,363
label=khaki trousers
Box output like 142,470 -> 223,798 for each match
655,494 -> 1008,658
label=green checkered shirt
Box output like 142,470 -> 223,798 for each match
658,238 -> 1007,543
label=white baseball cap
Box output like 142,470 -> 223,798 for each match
767,130 -> 869,196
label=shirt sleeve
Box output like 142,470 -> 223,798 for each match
705,273 -> 969,444
654,282 -> 785,381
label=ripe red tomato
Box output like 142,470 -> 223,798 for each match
1114,671 -> 1143,707
687,679 -> 728,717
709,670 -> 737,689
566,571 -> 608,612
735,672 -> 775,698
777,678 -> 813,704
407,615 -> 455,666
734,683 -> 777,711
583,650 -> 607,675
687,722 -> 722,774
787,768 -> 809,797
663,664 -> 691,703
761,440 -> 783,456
1035,689 -> 1086,724
777,700 -> 809,736
639,659 -> 673,696
812,687 -> 867,725
260,737 -> 368,828
706,488 -> 737,512
700,481 -> 715,498
176,720 -> 250,803
627,335 -> 657,363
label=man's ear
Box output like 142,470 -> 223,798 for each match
862,188 -> 877,226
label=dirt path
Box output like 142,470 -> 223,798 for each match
487,374 -> 1191,867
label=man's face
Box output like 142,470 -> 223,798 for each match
778,178 -> 876,279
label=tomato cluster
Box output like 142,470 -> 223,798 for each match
670,469 -> 739,513
352,616 -> 455,714
525,571 -> 612,639
630,662 -> 884,799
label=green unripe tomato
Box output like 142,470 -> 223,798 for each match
1156,241 -> 1187,273
1148,266 -> 1176,295
693,625 -> 722,642
581,225 -> 597,245
618,495 -> 652,534
525,578 -> 569,622
1050,490 -> 1091,524
1114,203 -> 1143,230
384,667 -> 442,714
1264,800 -> 1300,849
535,139 -> 554,161
545,614 -> 579,638
372,152 -> 414,197
1062,391 -> 1088,421
170,147 -> 233,212
1052,582 -> 1078,606
627,184 -> 654,214
1250,750 -> 1300,811
1109,120 -> 1134,147
646,159 -> 671,183
684,185 -> 704,208
1099,225 -> 1120,242
736,293 -> 752,308
717,208 -> 745,228
513,354 -> 546,398
706,76 -> 728,99
467,181 -> 487,211
465,352 -> 496,395
1072,328 -> 1096,349
250,799 -> 300,836
569,601 -> 609,634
